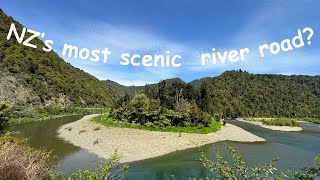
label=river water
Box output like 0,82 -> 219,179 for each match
6,116 -> 320,179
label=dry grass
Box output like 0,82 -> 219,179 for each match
0,136 -> 52,180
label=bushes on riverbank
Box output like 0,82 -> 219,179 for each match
0,134 -> 53,180
0,102 -> 11,131
245,118 -> 300,127
9,106 -> 109,124
95,114 -> 221,134
261,118 -> 300,127
301,118 -> 320,124
0,134 -> 128,180
103,93 -> 222,133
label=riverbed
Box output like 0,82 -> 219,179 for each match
6,116 -> 320,179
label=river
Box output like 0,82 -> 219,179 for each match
5,116 -> 320,179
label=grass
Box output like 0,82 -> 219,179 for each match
300,118 -> 320,124
94,114 -> 222,134
244,118 -> 300,127
261,118 -> 300,127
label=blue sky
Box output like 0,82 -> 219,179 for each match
2,0 -> 320,85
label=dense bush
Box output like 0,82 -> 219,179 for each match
0,101 -> 11,131
111,93 -> 215,128
195,70 -> 320,119
0,9 -> 118,107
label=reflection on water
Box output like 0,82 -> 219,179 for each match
6,116 -> 320,180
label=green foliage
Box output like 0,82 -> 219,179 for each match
192,70 -> 320,119
95,114 -> 222,134
102,80 -> 144,96
0,101 -> 11,130
195,144 -> 286,180
0,9 -> 118,107
110,92 -> 219,130
300,118 -> 320,124
68,150 -> 129,180
289,156 -> 320,180
9,106 -> 109,124
261,118 -> 300,127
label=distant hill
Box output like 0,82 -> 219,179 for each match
0,9 -> 118,107
189,77 -> 212,88
102,78 -> 186,96
101,80 -> 144,95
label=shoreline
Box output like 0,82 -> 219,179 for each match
58,114 -> 265,163
236,119 -> 303,132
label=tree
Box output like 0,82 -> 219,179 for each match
0,101 -> 11,131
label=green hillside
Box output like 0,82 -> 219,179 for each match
141,70 -> 320,118
101,80 -> 144,95
194,70 -> 320,118
0,9 -> 118,107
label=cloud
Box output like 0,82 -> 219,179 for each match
50,1 -> 319,85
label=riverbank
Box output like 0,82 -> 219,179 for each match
237,119 -> 303,132
9,107 -> 109,124
58,115 -> 265,163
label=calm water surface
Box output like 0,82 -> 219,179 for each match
6,116 -> 320,179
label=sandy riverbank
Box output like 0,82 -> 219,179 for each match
58,114 -> 265,163
236,119 -> 303,132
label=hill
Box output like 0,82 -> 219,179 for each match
139,70 -> 320,118
196,70 -> 320,118
101,80 -> 144,95
0,9 -> 118,107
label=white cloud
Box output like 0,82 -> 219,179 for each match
51,1 -> 319,85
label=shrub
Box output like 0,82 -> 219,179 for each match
261,118 -> 300,127
0,101 -> 11,131
0,134 -> 54,180
195,144 -> 286,179
144,122 -> 155,128
290,156 -> 320,179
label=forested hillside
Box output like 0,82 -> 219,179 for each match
102,80 -> 144,95
200,70 -> 320,118
0,9 -> 118,107
143,70 -> 320,118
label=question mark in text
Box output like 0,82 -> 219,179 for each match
302,27 -> 314,45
